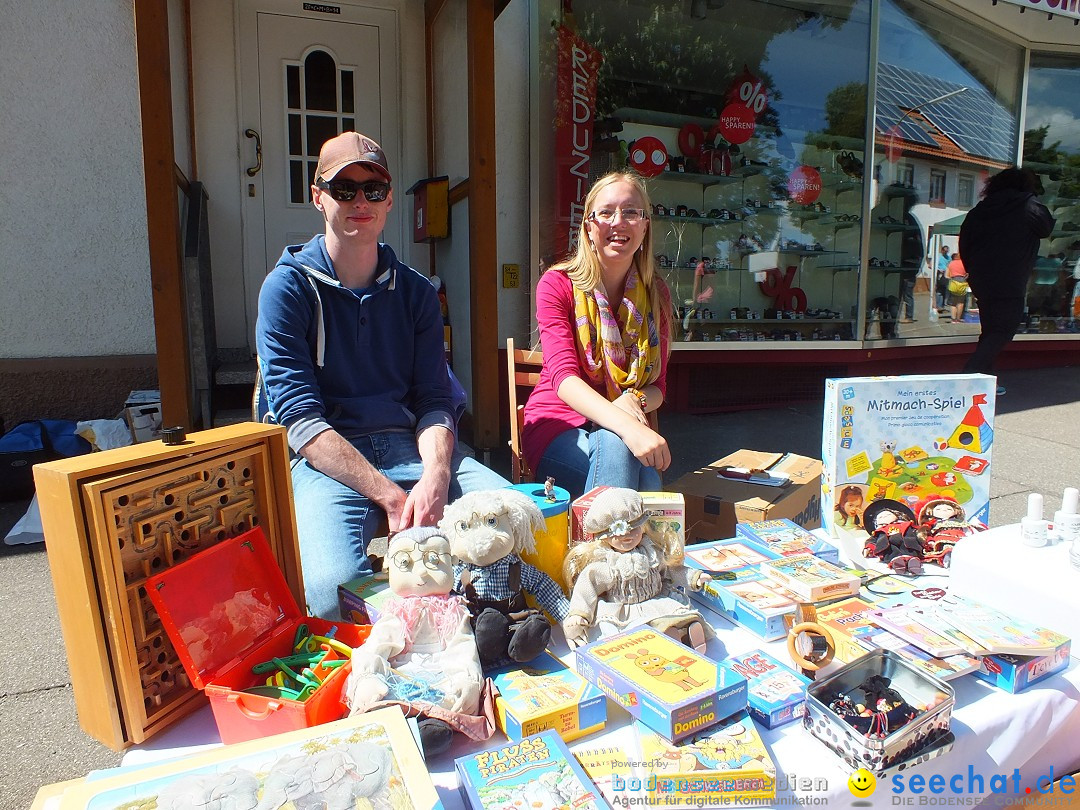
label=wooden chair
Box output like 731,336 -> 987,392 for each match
506,337 -> 543,484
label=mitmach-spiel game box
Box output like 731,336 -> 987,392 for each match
822,374 -> 996,539
490,651 -> 606,742
574,626 -> 747,743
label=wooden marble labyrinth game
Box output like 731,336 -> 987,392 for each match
34,424 -> 301,751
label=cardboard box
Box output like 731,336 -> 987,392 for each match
123,389 -> 163,443
148,528 -> 371,744
571,487 -> 685,547
337,571 -> 392,624
670,450 -> 822,545
822,374 -> 996,539
727,649 -> 811,729
574,626 -> 747,742
490,651 -> 606,742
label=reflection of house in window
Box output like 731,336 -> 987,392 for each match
930,169 -> 946,203
875,64 -> 1012,210
898,163 -> 915,187
958,173 -> 975,208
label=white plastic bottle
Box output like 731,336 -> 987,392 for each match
1020,492 -> 1049,548
1052,487 -> 1080,544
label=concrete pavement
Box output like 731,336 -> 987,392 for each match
2,364 -> 1078,810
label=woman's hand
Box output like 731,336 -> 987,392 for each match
612,391 -> 649,425
622,422 -> 671,472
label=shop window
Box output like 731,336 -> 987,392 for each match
868,0 -> 1022,340
958,173 -> 974,208
539,0 -> 872,343
929,169 -> 946,204
1022,54 -> 1080,329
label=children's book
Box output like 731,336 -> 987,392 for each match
58,707 -> 441,809
635,712 -> 777,805
570,743 -> 633,805
930,596 -> 1070,656
457,729 -> 612,809
815,597 -> 979,680
758,553 -> 860,601
870,604 -> 970,657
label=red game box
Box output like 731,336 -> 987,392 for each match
147,527 -> 370,744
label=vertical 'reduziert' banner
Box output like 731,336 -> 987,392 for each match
554,25 -> 603,259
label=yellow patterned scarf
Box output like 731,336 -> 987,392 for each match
572,267 -> 660,400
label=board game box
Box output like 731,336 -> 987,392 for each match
574,626 -> 748,742
456,729 -> 611,809
759,553 -> 861,601
490,651 -> 606,742
736,518 -> 841,564
822,374 -> 996,540
727,649 -> 811,728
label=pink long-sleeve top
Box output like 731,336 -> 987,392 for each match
522,269 -> 670,473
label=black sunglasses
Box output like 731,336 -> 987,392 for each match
317,179 -> 391,203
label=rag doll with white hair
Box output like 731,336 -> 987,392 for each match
439,489 -> 570,667
562,487 -> 712,652
344,526 -> 493,756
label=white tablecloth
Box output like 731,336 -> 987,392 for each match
124,606 -> 1080,809
950,523 -> 1080,645
121,523 -> 1080,808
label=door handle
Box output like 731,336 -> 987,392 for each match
244,128 -> 263,177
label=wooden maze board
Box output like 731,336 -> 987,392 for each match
35,424 -> 301,751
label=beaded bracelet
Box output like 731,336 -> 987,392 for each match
626,387 -> 648,411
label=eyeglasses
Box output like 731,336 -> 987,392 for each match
317,178 -> 391,203
588,207 -> 649,225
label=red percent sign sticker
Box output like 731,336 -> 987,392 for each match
788,166 -> 823,205
758,266 -> 808,312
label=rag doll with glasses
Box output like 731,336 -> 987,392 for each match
344,527 -> 492,756
562,487 -> 712,652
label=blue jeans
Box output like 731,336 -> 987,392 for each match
535,427 -> 662,500
291,431 -> 509,618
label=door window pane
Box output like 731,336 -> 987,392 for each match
304,50 -> 338,112
306,115 -> 338,158
286,65 -> 300,109
290,160 -> 305,205
341,70 -> 354,114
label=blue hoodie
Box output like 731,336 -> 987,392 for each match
256,235 -> 455,453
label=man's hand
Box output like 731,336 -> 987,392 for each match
396,471 -> 450,531
622,422 -> 671,472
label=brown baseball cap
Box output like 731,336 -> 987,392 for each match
315,131 -> 392,183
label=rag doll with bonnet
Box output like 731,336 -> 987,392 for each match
562,487 -> 712,652
439,489 -> 570,668
344,527 -> 493,756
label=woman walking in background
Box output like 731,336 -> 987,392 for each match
960,167 -> 1054,390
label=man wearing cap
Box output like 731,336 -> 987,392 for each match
256,131 -> 509,618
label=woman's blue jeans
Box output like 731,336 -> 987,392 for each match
535,426 -> 662,500
291,430 -> 509,618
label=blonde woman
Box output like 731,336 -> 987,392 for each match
523,172 -> 673,498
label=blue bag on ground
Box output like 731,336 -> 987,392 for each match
0,420 -> 92,500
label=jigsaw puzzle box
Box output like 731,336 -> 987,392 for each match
822,374 -> 996,537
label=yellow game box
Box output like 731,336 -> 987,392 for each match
490,651 -> 607,742
574,626 -> 747,742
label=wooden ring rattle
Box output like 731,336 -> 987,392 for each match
787,621 -> 835,673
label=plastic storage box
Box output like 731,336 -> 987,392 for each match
148,527 -> 371,744
803,649 -> 954,772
